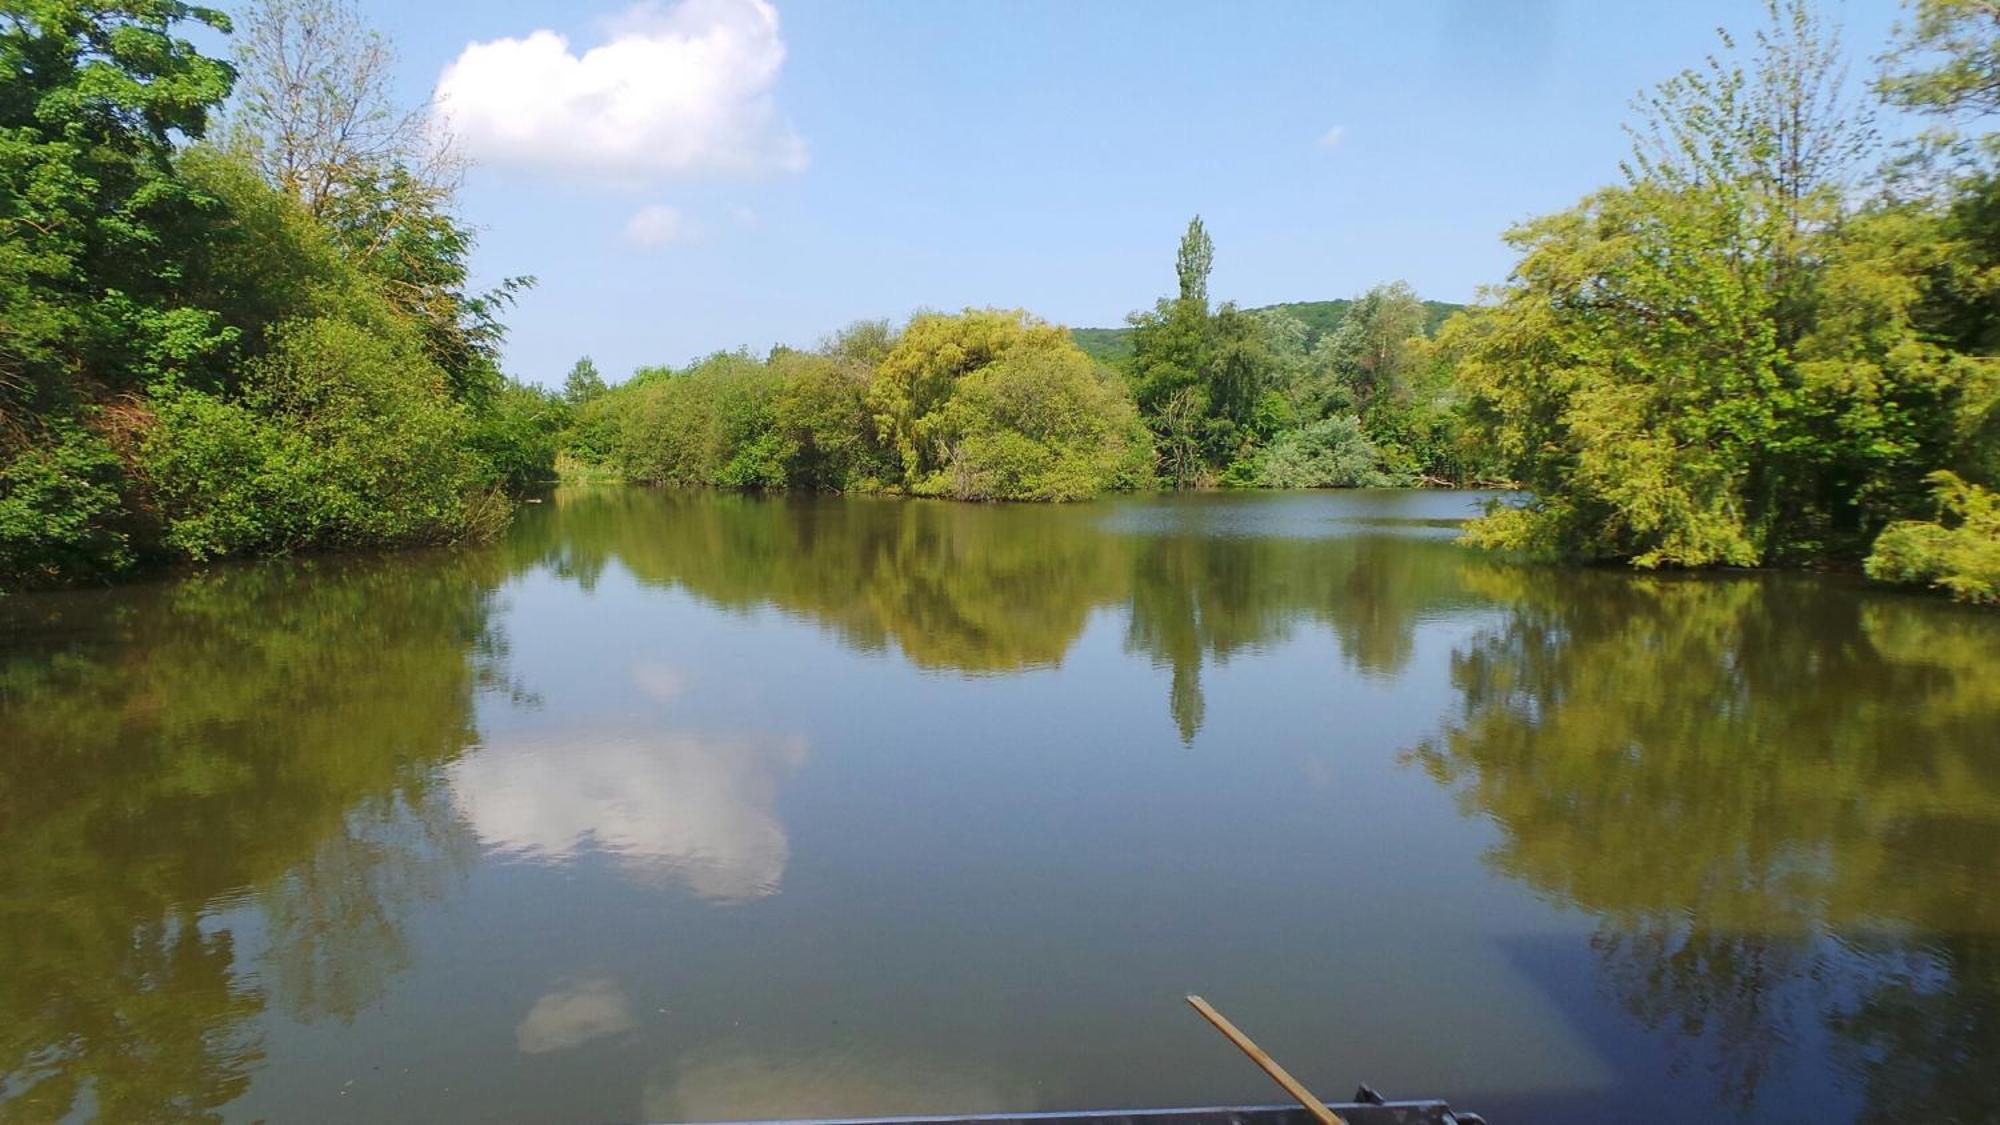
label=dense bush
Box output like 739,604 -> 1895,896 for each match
143,318 -> 504,559
925,344 -> 1152,500
0,420 -> 135,586
1866,473 -> 2000,603
1251,415 -> 1396,489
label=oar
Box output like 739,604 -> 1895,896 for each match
1185,994 -> 1346,1125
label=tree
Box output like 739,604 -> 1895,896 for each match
866,309 -> 1075,484
1457,1 -> 1887,566
0,0 -> 238,407
562,356 -> 607,406
925,342 -> 1150,501
226,0 -> 526,404
1878,0 -> 2000,118
1,1 -> 238,585
1323,282 -> 1427,416
227,0 -> 447,220
1175,214 -> 1213,307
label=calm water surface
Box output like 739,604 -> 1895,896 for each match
3,489 -> 1997,1123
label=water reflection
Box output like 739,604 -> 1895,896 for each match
644,1047 -> 1040,1122
0,554 -> 503,1120
516,488 -> 1491,740
3,489 -> 1997,1123
451,732 -> 806,900
516,979 -> 638,1055
1408,567 -> 2000,1119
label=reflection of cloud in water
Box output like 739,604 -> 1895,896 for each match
516,978 -> 636,1054
645,1048 -> 1038,1122
451,732 -> 806,900
630,661 -> 687,703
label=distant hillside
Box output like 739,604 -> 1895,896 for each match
1072,298 -> 1465,368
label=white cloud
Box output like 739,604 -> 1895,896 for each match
1318,125 -> 1346,148
625,203 -> 692,247
435,0 -> 807,183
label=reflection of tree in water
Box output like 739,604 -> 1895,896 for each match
260,792 -> 477,1025
521,488 -> 1485,740
0,554 -> 504,1119
1408,566 -> 2000,1120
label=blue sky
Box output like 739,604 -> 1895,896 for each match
343,0 -> 1906,385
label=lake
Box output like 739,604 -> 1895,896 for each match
3,488 -> 1996,1123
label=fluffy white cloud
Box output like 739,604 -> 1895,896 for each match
435,0 -> 807,182
1319,125 -> 1346,148
625,203 -> 692,247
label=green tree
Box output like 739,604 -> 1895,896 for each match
1457,1 -> 1883,566
865,308 -> 1075,484
1175,214 -> 1213,307
1878,0 -> 2000,118
1323,281 -> 1427,417
562,356 -> 607,406
923,339 -> 1150,501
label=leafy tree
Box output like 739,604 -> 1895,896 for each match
562,356 -> 607,406
1457,1 -> 1889,565
226,0 -> 441,219
1323,281 -> 1427,417
1175,214 -> 1213,307
1867,470 -> 2000,600
1878,0 -> 2000,118
924,340 -> 1150,500
0,0 -> 238,409
866,308 -> 1076,484
771,349 -> 885,491
143,316 -> 504,558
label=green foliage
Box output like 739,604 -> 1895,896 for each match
1877,0 -> 2000,118
1126,219 -> 1468,488
1175,214 -> 1213,306
0,416 -> 134,583
770,350 -> 887,490
561,356 -> 606,405
142,317 -> 503,559
0,0 -> 239,411
468,378 -> 564,491
0,0 -> 536,589
1251,415 -> 1396,489
571,310 -> 1147,502
923,342 -> 1149,500
1866,471 -> 2000,602
867,308 -> 1077,482
1071,298 -> 1463,374
1451,0 -> 2000,597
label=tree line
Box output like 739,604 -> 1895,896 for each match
555,223 -> 1483,500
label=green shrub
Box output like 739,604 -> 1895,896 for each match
923,344 -> 1148,501
144,317 -> 504,559
1253,416 -> 1397,489
1866,472 -> 2000,603
470,379 -> 566,491
0,420 -> 134,587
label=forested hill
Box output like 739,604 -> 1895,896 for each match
1072,298 -> 1465,366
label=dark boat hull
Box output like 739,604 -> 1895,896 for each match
675,1102 -> 1481,1125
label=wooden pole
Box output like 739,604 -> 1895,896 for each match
1185,995 -> 1345,1125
